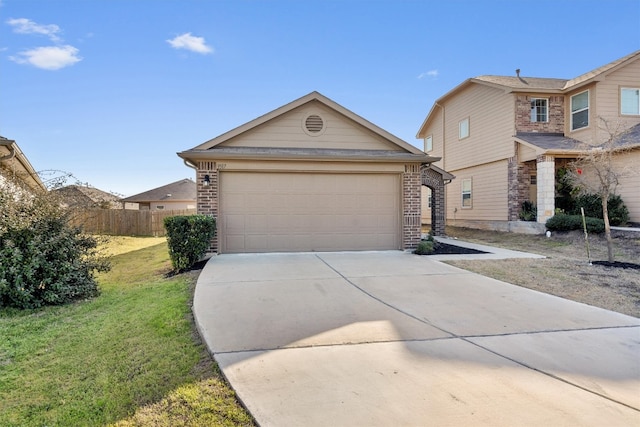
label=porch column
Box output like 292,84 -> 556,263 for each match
536,155 -> 555,224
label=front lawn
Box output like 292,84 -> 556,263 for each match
0,237 -> 254,426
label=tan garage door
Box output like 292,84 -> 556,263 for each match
219,172 -> 401,253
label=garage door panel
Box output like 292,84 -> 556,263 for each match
220,172 -> 401,253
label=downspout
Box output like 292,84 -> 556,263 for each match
0,139 -> 16,162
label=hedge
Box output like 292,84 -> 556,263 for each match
545,213 -> 604,234
164,215 -> 216,272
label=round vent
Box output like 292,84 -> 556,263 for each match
304,114 -> 324,134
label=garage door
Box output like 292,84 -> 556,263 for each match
219,172 -> 401,253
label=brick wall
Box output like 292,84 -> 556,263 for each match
403,164 -> 422,249
421,166 -> 446,236
196,161 -> 218,253
507,156 -> 531,221
515,95 -> 564,133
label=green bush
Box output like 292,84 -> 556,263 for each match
545,213 -> 604,234
519,201 -> 537,221
568,194 -> 629,226
414,235 -> 439,255
164,215 -> 216,272
0,181 -> 110,309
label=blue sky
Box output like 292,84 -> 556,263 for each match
1,0 -> 639,196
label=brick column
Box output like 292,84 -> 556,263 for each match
403,164 -> 422,250
508,156 -> 529,221
421,166 -> 446,236
536,155 -> 555,224
197,161 -> 218,253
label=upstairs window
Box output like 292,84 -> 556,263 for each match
425,135 -> 433,152
530,98 -> 548,122
459,117 -> 469,139
621,87 -> 640,115
461,178 -> 472,208
570,90 -> 589,131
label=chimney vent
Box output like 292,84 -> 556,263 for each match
516,69 -> 521,77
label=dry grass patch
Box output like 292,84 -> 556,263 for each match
443,227 -> 640,318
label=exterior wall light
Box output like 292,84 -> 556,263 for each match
203,174 -> 210,186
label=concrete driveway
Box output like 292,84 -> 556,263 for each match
193,250 -> 640,426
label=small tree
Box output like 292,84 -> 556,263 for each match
563,119 -> 637,262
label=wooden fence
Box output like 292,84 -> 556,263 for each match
69,209 -> 197,237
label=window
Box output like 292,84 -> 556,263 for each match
621,88 -> 640,115
570,90 -> 589,131
425,135 -> 433,152
156,205 -> 165,210
530,98 -> 548,122
461,179 -> 472,208
459,117 -> 469,139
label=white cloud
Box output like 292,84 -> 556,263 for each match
6,18 -> 62,42
166,32 -> 213,54
418,69 -> 439,79
10,45 -> 81,70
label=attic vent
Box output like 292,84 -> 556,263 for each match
305,115 -> 324,133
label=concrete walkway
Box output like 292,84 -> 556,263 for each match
193,247 -> 640,426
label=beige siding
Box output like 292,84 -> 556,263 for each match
613,149 -> 640,223
421,186 -> 432,224
423,106 -> 445,169
220,101 -> 401,151
592,58 -> 640,143
442,84 -> 515,171
150,201 -> 196,211
445,160 -> 509,221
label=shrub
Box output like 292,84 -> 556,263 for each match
568,194 -> 629,226
0,178 -> 110,309
164,215 -> 216,272
414,235 -> 439,255
545,213 -> 604,234
519,201 -> 537,221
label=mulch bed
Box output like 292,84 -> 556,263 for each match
423,242 -> 488,256
592,261 -> 640,270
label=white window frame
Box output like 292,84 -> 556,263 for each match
570,90 -> 589,131
621,87 -> 640,115
530,98 -> 549,122
458,117 -> 470,140
425,135 -> 433,152
461,178 -> 472,208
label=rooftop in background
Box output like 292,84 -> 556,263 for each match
121,178 -> 196,203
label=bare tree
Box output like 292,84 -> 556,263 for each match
564,118 -> 638,262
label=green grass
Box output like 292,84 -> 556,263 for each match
0,238 -> 254,427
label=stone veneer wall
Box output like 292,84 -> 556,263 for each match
515,95 -> 564,133
536,155 -> 556,223
403,164 -> 422,249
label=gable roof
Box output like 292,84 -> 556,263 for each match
417,50 -> 640,138
121,178 -> 196,203
180,91 -> 437,164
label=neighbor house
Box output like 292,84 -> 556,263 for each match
417,50 -> 640,231
121,178 -> 196,211
0,136 -> 46,193
178,91 -> 449,254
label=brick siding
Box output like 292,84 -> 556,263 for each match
403,164 -> 422,250
196,162 -> 218,253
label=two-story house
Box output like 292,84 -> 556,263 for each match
418,50 -> 640,232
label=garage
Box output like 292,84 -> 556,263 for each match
219,172 -> 400,253
178,91 -> 441,254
